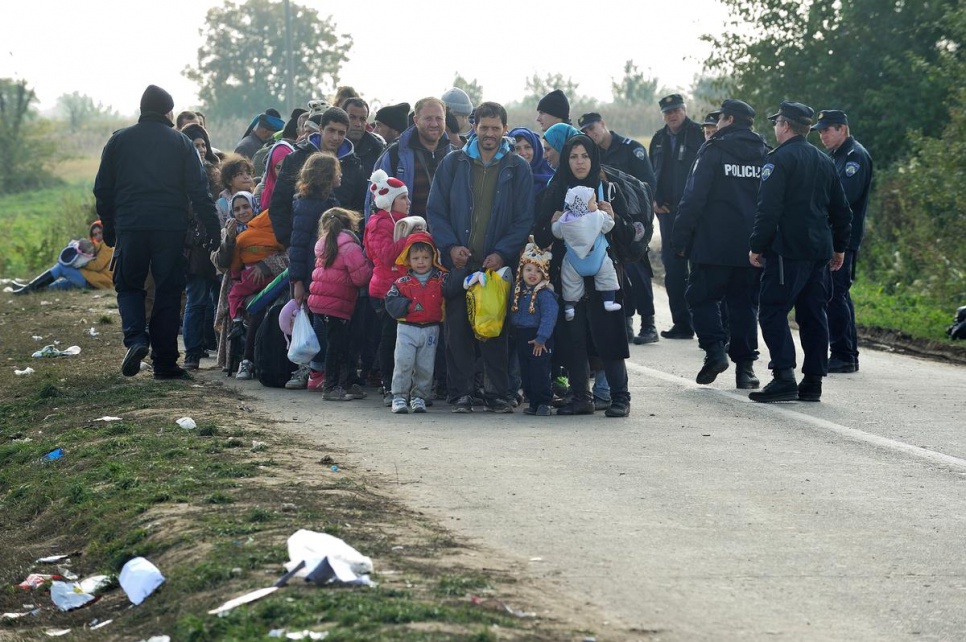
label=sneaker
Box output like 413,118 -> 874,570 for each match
523,406 -> 537,415
451,395 -> 474,413
605,400 -> 630,417
603,301 -> 622,312
308,370 -> 326,392
235,359 -> 254,380
410,397 -> 427,413
121,343 -> 149,377
383,391 -> 394,407
183,354 -> 201,370
556,398 -> 595,415
285,365 -> 311,390
485,398 -> 514,413
535,404 -> 552,417
391,396 -> 409,414
347,383 -> 367,399
660,324 -> 694,340
593,397 -> 612,411
323,386 -> 353,401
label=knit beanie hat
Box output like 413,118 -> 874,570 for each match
374,102 -> 411,134
537,89 -> 570,121
543,123 -> 581,154
512,235 -> 554,314
369,169 -> 409,212
564,186 -> 596,215
441,88 -> 473,116
140,85 -> 174,115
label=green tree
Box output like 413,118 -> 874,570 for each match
0,79 -> 58,194
451,74 -> 483,108
705,0 -> 959,165
56,92 -> 118,132
184,0 -> 352,121
523,73 -> 582,106
611,60 -> 659,106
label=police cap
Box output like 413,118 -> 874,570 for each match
702,112 -> 718,126
767,101 -> 814,126
659,94 -> 685,113
578,112 -> 603,130
811,109 -> 848,130
709,98 -> 756,121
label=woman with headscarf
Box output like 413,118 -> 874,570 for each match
13,221 -> 114,294
532,134 -> 633,418
509,127 -> 554,207
181,123 -> 219,165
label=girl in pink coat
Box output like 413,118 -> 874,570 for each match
308,207 -> 373,401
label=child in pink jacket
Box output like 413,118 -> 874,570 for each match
307,207 -> 373,401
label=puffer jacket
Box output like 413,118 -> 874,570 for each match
307,231 -> 372,320
230,210 -> 284,272
363,208 -> 410,298
79,241 -> 114,290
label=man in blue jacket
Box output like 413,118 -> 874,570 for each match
748,102 -> 852,403
673,99 -> 769,389
428,101 -> 534,414
94,84 -> 219,379
812,110 -> 873,374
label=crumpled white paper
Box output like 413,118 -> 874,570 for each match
50,581 -> 96,612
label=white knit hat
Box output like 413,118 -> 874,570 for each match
369,169 -> 409,212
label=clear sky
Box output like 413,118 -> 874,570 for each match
5,0 -> 729,115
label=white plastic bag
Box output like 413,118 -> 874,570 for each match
286,306 -> 320,365
284,529 -> 373,585
119,557 -> 165,605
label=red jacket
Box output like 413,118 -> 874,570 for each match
383,268 -> 446,325
307,231 -> 373,320
363,208 -> 408,299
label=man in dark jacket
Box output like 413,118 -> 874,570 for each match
234,113 -> 284,160
748,102 -> 852,403
813,110 -> 873,374
672,99 -> 769,389
650,94 -> 704,339
342,97 -> 386,175
428,102 -> 534,414
94,84 -> 219,379
580,111 -> 659,345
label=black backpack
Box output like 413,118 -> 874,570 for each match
255,297 -> 298,387
601,165 -> 654,264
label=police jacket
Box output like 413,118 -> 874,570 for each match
672,125 -> 769,267
94,112 -> 219,244
600,131 -> 656,192
830,136 -> 872,251
649,118 -> 704,212
427,139 -> 534,271
749,136 -> 852,260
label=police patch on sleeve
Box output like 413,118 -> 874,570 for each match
845,161 -> 860,177
634,147 -> 646,160
761,163 -> 775,181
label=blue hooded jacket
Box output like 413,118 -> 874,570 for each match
509,127 -> 554,209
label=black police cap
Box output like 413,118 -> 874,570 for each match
708,99 -> 756,122
767,101 -> 814,126
811,109 -> 848,130
702,112 -> 718,126
659,94 -> 685,113
578,112 -> 603,130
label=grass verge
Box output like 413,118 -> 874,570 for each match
852,280 -> 957,343
0,290 -> 591,641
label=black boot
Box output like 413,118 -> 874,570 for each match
634,315 -> 659,344
735,361 -> 760,389
748,368 -> 798,403
696,343 -> 729,385
798,374 -> 823,402
12,270 -> 55,295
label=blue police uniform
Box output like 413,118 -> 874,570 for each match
750,133 -> 852,382
827,134 -> 873,369
673,123 -> 768,371
650,116 -> 704,335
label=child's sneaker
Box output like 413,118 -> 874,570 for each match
323,386 -> 352,401
346,383 -> 367,399
391,396 -> 409,414
603,301 -> 622,312
564,305 -> 575,321
307,370 -> 326,392
410,397 -> 427,413
235,359 -> 254,380
285,365 -> 310,390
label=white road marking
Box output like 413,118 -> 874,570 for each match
626,361 -> 966,473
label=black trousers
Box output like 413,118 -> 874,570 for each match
828,250 -> 858,363
444,294 -> 508,402
686,263 -> 760,363
514,327 -> 553,408
622,260 -> 656,318
370,297 -> 398,390
114,229 -> 186,369
758,257 -> 830,376
322,315 -> 350,390
658,212 -> 691,328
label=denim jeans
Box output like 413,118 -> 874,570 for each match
49,263 -> 88,289
184,274 -> 214,359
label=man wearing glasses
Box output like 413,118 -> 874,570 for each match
748,102 -> 852,403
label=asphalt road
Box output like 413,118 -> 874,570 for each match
221,286 -> 966,642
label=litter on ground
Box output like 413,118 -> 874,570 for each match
119,557 -> 164,605
14,367 -> 35,375
32,345 -> 81,358
175,417 -> 197,430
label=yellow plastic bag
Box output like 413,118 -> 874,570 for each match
466,269 -> 509,340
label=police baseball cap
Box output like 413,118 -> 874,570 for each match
811,109 -> 848,130
659,94 -> 685,113
767,101 -> 814,126
708,98 -> 756,121
578,112 -> 603,130
702,112 -> 718,126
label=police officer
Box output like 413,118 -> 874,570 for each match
701,112 -> 719,140
579,111 -> 659,344
812,110 -> 873,374
672,99 -> 769,389
748,102 -> 852,402
650,94 -> 704,339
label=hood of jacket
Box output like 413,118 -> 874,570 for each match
708,125 -> 770,162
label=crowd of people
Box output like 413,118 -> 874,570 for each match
70,80 -> 873,412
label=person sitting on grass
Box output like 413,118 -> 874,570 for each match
13,220 -> 114,294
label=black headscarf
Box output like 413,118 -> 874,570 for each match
555,134 -> 602,189
181,123 -> 218,164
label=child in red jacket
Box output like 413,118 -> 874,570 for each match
307,207 -> 373,401
383,232 -> 450,414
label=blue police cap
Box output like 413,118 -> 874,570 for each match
708,98 -> 756,121
811,109 -> 848,130
578,112 -> 603,130
702,112 -> 718,126
767,101 -> 814,126
659,94 -> 685,113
